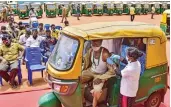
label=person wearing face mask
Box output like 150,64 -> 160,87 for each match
108,47 -> 143,107
51,24 -> 59,39
41,30 -> 57,57
0,34 -> 24,88
26,29 -> 45,47
81,40 -> 115,107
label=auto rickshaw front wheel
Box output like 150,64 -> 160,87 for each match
145,92 -> 163,107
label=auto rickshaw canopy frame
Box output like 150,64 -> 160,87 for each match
62,21 -> 167,43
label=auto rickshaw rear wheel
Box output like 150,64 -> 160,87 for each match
145,92 -> 163,107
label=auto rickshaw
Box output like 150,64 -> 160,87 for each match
160,3 -> 167,14
123,2 -> 130,14
17,4 -> 29,19
31,2 -> 43,18
44,2 -> 57,17
115,3 -> 123,15
154,2 -> 161,14
92,3 -> 103,15
160,9 -> 170,38
8,2 -> 18,15
105,3 -> 114,15
135,3 -> 142,15
71,3 -> 77,15
142,3 -> 150,14
38,21 -> 168,107
23,2 -> 31,10
81,3 -> 93,16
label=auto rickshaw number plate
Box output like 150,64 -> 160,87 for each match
155,77 -> 161,83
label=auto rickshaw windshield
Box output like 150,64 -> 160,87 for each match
97,4 -> 102,9
136,4 -> 141,8
10,4 -> 17,8
144,4 -> 149,8
116,4 -> 123,8
86,4 -> 92,8
49,33 -> 79,71
155,4 -> 160,8
18,5 -> 26,10
31,4 -> 40,10
47,4 -> 55,9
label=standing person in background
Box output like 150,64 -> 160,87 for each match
151,6 -> 155,19
61,5 -> 67,23
77,4 -> 81,20
2,6 -> 7,22
130,5 -> 135,22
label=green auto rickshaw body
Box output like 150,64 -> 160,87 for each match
93,3 -> 103,15
115,3 -> 123,15
123,2 -> 131,14
38,21 -> 168,107
17,4 -> 29,19
31,2 -> 43,18
154,2 -> 161,14
71,3 -> 77,15
135,3 -> 142,15
160,3 -> 167,14
104,3 -> 114,15
142,3 -> 150,15
82,3 -> 93,16
45,2 -> 57,17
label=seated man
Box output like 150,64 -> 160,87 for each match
38,23 -> 46,37
81,40 -> 115,107
41,30 -> 57,57
0,35 -> 24,88
19,28 -> 31,47
26,29 -> 45,47
51,24 -> 59,40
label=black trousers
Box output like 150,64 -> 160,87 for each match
130,15 -> 135,22
151,13 -> 154,19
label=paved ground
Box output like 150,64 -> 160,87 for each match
0,13 -> 170,107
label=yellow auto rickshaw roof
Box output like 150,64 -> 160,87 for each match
163,9 -> 170,14
63,21 -> 167,43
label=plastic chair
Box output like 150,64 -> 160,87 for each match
25,47 -> 47,85
44,24 -> 50,30
55,26 -> 62,30
32,22 -> 39,28
0,60 -> 22,86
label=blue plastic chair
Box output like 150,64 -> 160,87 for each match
0,60 -> 22,86
44,24 -> 50,30
55,26 -> 62,30
32,22 -> 39,28
25,47 -> 46,85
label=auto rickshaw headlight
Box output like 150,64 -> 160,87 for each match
47,74 -> 78,96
